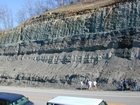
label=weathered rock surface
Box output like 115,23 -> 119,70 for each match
0,0 -> 140,90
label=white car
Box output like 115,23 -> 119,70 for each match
46,96 -> 108,105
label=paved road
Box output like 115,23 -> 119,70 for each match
0,86 -> 139,105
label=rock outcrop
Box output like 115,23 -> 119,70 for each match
0,0 -> 139,90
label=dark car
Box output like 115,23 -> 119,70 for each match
0,92 -> 34,105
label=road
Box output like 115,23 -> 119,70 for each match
0,86 -> 139,105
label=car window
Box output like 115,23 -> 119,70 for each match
99,101 -> 108,105
0,99 -> 11,105
47,103 -> 53,105
12,96 -> 29,105
47,103 -> 62,105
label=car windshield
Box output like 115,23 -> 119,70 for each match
12,96 -> 29,105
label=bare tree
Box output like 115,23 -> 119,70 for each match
0,9 -> 3,19
45,0 -> 89,10
0,6 -> 13,30
16,7 -> 28,25
54,0 -> 79,7
24,0 -> 35,18
0,8 -> 4,31
55,0 -> 64,6
23,0 -> 48,18
0,27 -> 2,33
34,0 -> 48,16
45,0 -> 59,10
15,0 -> 48,25
66,0 -> 81,4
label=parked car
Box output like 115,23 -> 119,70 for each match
46,96 -> 108,105
0,92 -> 34,105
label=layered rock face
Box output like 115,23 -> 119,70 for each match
0,0 -> 140,90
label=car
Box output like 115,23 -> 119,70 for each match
0,92 -> 34,105
46,96 -> 108,105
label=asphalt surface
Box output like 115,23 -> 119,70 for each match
0,86 -> 139,105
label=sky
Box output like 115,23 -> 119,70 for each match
0,0 -> 25,14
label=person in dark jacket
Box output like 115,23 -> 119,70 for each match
123,79 -> 126,91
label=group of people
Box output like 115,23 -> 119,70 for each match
119,79 -> 138,91
80,80 -> 97,90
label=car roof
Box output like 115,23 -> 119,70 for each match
47,96 -> 103,105
0,92 -> 24,102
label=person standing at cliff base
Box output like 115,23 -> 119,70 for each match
123,79 -> 126,91
93,81 -> 97,90
119,80 -> 123,91
133,80 -> 138,91
88,80 -> 92,90
80,80 -> 84,90
86,80 -> 89,90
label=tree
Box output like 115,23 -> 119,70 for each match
34,0 -> 48,16
45,0 -> 59,10
16,0 -> 48,25
0,27 -> 2,33
0,9 -> 3,19
23,0 -> 48,18
0,6 -> 13,30
24,0 -> 35,18
16,7 -> 28,25
0,8 -> 4,30
55,0 -> 79,7
55,0 -> 64,6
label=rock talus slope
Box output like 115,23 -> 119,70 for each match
0,0 -> 140,90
